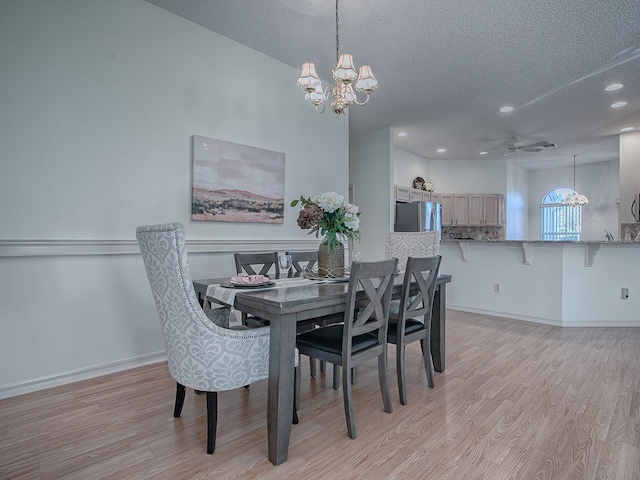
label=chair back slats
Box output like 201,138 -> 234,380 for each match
234,252 -> 279,277
399,256 -> 441,326
344,258 -> 398,348
287,251 -> 318,275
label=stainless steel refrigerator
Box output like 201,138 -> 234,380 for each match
394,201 -> 442,233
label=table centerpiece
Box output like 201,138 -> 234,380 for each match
291,191 -> 361,277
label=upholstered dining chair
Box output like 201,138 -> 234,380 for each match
136,223 -> 298,454
388,255 -> 442,405
384,231 -> 440,271
296,258 -> 398,439
385,231 -> 440,317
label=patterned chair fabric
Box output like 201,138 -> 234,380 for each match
385,231 -> 440,316
384,231 -> 440,272
136,222 -> 270,391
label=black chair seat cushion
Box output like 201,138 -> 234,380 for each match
387,318 -> 425,343
297,324 -> 379,355
248,315 -> 322,331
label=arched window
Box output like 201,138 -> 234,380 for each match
540,188 -> 582,241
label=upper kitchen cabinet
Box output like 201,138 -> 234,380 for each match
439,193 -> 504,226
440,194 -> 453,225
454,195 -> 469,225
395,185 -> 439,203
395,185 -> 411,201
483,194 -> 505,226
440,194 -> 469,226
468,194 -> 484,226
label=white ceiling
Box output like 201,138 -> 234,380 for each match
145,0 -> 640,170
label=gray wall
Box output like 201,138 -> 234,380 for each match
0,0 -> 349,397
350,128 -> 394,261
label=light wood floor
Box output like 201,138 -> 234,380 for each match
2,310 -> 640,479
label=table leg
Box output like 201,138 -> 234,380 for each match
267,313 -> 297,465
431,284 -> 446,373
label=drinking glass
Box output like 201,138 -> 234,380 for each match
352,251 -> 362,262
278,253 -> 293,276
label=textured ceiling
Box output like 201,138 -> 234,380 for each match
145,0 -> 640,169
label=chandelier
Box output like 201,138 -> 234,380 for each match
296,0 -> 378,116
562,155 -> 589,206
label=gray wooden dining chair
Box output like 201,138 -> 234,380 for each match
286,250 -> 317,276
287,250 -> 343,377
234,252 -> 280,277
296,258 -> 398,439
388,255 -> 442,405
233,252 -> 279,327
136,223 -> 299,454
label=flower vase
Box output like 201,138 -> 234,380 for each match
318,242 -> 345,278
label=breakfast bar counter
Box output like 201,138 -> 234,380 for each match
442,239 -> 640,266
439,240 -> 640,327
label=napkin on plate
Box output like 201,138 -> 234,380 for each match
230,274 -> 269,284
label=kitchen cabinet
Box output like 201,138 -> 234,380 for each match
440,194 -> 468,226
453,195 -> 469,225
395,185 -> 439,203
468,194 -> 484,226
409,188 -> 423,201
439,193 -> 505,226
395,185 -> 411,201
483,194 -> 505,226
395,185 -> 503,226
440,194 -> 454,226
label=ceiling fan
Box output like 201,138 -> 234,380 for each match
506,136 -> 557,154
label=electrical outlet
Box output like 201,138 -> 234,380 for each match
621,288 -> 629,299
494,283 -> 501,293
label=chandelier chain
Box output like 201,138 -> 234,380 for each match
335,0 -> 340,63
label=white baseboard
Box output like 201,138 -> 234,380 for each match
0,351 -> 167,400
560,318 -> 640,327
447,305 -> 562,327
448,305 -> 640,327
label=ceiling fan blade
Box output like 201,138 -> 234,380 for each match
523,141 -> 548,148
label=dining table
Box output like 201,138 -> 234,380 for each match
192,272 -> 452,466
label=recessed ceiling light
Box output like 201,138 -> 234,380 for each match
611,102 -> 627,108
437,148 -> 446,153
621,127 -> 634,132
479,151 -> 488,155
499,106 -> 513,113
605,83 -> 623,91
397,132 -> 408,137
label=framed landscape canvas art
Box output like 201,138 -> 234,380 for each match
191,135 -> 285,223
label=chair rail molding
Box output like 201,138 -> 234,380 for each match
0,239 -> 322,258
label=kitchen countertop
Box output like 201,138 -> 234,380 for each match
442,239 -> 640,244
440,238 -> 639,266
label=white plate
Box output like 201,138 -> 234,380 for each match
221,281 -> 276,289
